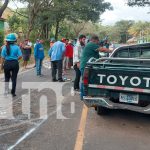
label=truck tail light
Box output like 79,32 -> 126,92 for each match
83,68 -> 89,85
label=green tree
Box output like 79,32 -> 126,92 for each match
57,0 -> 112,39
114,20 -> 134,43
8,9 -> 28,35
128,21 -> 150,37
127,0 -> 150,6
0,30 -> 4,46
22,0 -> 112,39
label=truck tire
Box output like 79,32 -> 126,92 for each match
97,106 -> 109,115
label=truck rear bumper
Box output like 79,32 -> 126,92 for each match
83,96 -> 150,114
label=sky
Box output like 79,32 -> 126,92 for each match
101,0 -> 150,25
7,0 -> 150,25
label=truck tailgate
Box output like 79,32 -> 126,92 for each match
87,65 -> 150,96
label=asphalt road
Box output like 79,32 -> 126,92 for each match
0,64 -> 150,150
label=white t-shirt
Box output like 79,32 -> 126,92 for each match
28,42 -> 32,47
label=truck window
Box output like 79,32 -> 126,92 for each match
112,48 -> 129,63
141,47 -> 150,58
141,47 -> 150,65
111,45 -> 150,65
114,48 -> 129,58
129,48 -> 140,58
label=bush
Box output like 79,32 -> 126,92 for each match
0,30 -> 4,46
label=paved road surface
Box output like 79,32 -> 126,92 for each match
0,65 -> 150,150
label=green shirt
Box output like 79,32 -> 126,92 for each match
80,42 -> 99,70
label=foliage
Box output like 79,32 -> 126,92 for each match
113,20 -> 134,43
0,30 -> 4,46
8,8 -> 28,39
127,0 -> 150,6
17,0 -> 112,39
128,21 -> 150,37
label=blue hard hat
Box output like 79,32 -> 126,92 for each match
6,33 -> 17,42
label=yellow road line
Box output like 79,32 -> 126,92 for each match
74,104 -> 88,150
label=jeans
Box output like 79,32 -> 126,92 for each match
51,60 -> 63,80
36,58 -> 43,75
63,57 -> 69,70
80,68 -> 85,100
74,64 -> 81,90
4,60 -> 19,94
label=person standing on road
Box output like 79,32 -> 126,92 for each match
22,39 -> 32,69
1,33 -> 22,97
73,35 -> 86,91
34,39 -> 45,76
80,35 -> 112,99
68,40 -> 74,69
33,39 -> 40,68
63,39 -> 70,71
48,40 -> 66,82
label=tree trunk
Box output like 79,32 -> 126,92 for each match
26,1 -> 41,39
42,16 -> 49,39
42,23 -> 49,39
55,20 -> 60,41
0,0 -> 9,17
26,27 -> 32,39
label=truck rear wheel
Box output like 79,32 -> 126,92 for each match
97,106 -> 109,115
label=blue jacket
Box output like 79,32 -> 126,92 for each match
48,41 -> 66,61
34,43 -> 45,60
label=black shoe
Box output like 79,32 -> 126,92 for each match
39,74 -> 44,77
11,90 -> 16,97
11,93 -> 16,97
58,79 -> 65,82
52,79 -> 58,82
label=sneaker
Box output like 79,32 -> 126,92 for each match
74,89 -> 80,92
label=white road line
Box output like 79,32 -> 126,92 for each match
0,61 -> 72,149
7,127 -> 38,150
7,109 -> 57,150
7,92 -> 70,150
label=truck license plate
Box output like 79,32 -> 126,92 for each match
119,93 -> 139,104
